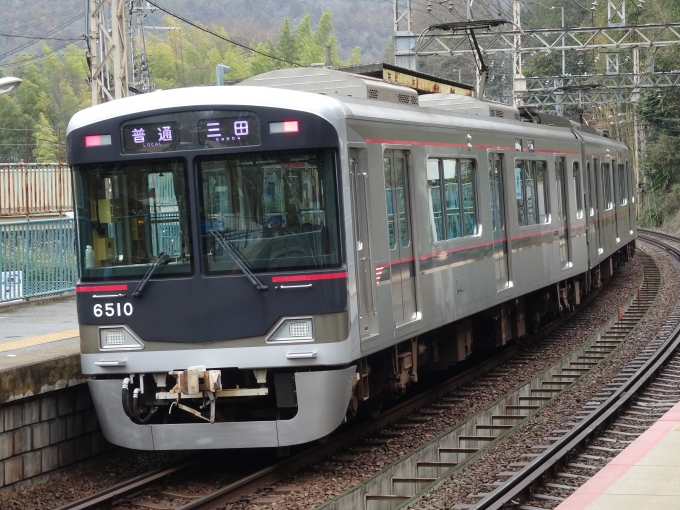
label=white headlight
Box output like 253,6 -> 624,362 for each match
99,327 -> 144,350
266,317 -> 315,343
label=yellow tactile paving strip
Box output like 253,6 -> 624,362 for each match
0,329 -> 79,353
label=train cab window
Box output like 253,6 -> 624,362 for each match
73,159 -> 193,281
573,162 -> 583,219
426,158 -> 478,242
602,163 -> 613,210
515,160 -> 550,226
198,149 -> 341,274
618,164 -> 628,206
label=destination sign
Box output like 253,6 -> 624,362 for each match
122,121 -> 179,153
197,113 -> 260,148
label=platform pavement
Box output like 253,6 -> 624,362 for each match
556,399 -> 680,510
0,295 -> 82,403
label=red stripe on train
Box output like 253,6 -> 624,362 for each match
272,272 -> 349,283
76,284 -> 128,293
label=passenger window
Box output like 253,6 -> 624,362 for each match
587,162 -> 595,217
573,162 -> 583,219
395,158 -> 409,248
384,157 -> 396,249
618,164 -> 627,206
443,160 -> 460,239
427,160 -> 443,241
516,160 -> 550,226
627,161 -> 635,203
602,163 -> 613,210
426,158 -> 478,241
461,160 -> 477,236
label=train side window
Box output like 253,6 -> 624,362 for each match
587,162 -> 595,217
536,162 -> 549,223
627,161 -> 635,203
384,157 -> 396,249
443,160 -> 461,239
426,158 -> 478,241
427,159 -> 443,241
516,160 -> 549,226
460,160 -> 477,236
618,164 -> 627,206
602,163 -> 613,210
573,162 -> 583,219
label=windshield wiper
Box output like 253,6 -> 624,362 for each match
210,230 -> 268,291
132,252 -> 169,297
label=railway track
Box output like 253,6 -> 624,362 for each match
56,254 -> 645,510
403,232 -> 680,510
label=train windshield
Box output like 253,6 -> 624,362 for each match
73,159 -> 192,281
199,149 -> 341,274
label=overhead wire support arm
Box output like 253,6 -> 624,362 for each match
418,20 -> 511,98
413,22 -> 680,56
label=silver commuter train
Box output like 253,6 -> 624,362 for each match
66,68 -> 635,450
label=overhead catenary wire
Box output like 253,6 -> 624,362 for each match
0,33 -> 82,42
0,13 -> 84,62
144,0 -> 304,67
0,44 -> 80,70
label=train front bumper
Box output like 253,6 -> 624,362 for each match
88,365 -> 356,449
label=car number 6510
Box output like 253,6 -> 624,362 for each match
94,303 -> 133,317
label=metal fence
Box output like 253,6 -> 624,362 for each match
0,219 -> 76,303
0,163 -> 72,216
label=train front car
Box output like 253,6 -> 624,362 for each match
67,87 -> 358,450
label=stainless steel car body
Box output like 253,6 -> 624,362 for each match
68,80 -> 634,449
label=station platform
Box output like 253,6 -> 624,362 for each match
556,400 -> 680,510
0,295 -> 82,403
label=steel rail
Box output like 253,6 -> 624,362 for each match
58,273 -> 608,510
468,235 -> 678,510
54,458 -> 200,510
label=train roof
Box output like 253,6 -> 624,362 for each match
67,81 -> 629,152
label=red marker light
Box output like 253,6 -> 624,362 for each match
270,121 -> 299,134
85,134 -> 112,147
283,120 -> 299,133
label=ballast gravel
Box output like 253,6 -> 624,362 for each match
410,245 -> 679,510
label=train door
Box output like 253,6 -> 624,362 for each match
383,149 -> 417,326
591,158 -> 604,255
615,161 -> 625,241
489,153 -> 510,290
349,149 -> 377,339
627,161 -> 635,233
555,156 -> 571,268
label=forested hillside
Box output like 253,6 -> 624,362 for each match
0,2 -> 378,163
0,0 -> 391,64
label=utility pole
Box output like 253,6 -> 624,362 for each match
131,0 -> 152,93
88,0 -> 130,105
632,46 -> 644,219
394,0 -> 416,70
552,6 -> 566,116
512,0 -> 525,107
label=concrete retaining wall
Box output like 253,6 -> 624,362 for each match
0,383 -> 113,489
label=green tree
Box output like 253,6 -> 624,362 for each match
277,18 -> 299,65
32,113 -> 58,163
